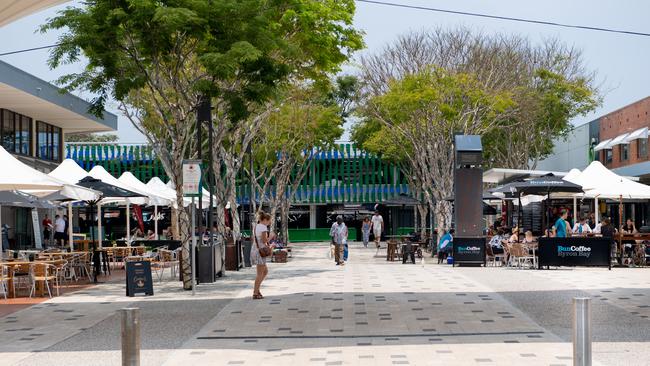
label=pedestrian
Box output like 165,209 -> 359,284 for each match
251,211 -> 272,299
330,215 -> 348,266
361,216 -> 371,248
42,215 -> 52,247
371,210 -> 383,248
54,215 -> 66,246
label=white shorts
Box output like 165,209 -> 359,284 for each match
373,229 -> 381,240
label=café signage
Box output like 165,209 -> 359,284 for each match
452,237 -> 486,266
538,237 -> 611,269
126,260 -> 154,296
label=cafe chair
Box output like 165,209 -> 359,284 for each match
51,259 -> 68,296
29,263 -> 57,298
0,265 -> 9,299
485,245 -> 504,266
12,263 -> 31,295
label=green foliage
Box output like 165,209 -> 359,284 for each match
65,133 -> 119,143
483,68 -> 600,167
42,0 -> 364,119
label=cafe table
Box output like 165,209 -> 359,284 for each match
0,260 -> 56,298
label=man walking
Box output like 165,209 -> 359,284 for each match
371,210 -> 384,248
330,215 -> 348,266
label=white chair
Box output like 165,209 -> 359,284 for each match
0,265 -> 9,299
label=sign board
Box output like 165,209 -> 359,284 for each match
31,208 -> 42,249
126,260 -> 154,296
182,160 -> 202,197
452,237 -> 486,266
538,237 -> 611,269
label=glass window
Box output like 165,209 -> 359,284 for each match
1,109 -> 32,156
620,144 -> 629,161
638,138 -> 648,159
20,115 -> 31,155
605,149 -> 613,164
2,109 -> 15,152
36,120 -> 62,161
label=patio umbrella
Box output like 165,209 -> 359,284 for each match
76,176 -> 143,246
511,175 -> 583,235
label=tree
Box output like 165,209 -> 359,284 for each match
358,67 -> 513,230
248,83 -> 343,242
65,133 -> 119,143
43,0 -> 363,289
360,28 -> 599,170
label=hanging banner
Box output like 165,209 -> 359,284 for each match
133,205 -> 145,233
31,208 -> 42,249
182,160 -> 202,197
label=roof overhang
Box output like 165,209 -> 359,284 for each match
483,168 -> 567,184
0,0 -> 68,27
0,61 -> 117,133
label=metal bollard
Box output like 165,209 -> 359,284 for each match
573,297 -> 591,366
121,308 -> 141,366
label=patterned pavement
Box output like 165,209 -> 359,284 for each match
2,243 -> 650,365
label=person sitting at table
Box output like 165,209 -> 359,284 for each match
622,219 -> 638,260
146,230 -> 156,240
572,217 -> 592,235
437,229 -> 454,264
489,228 -> 506,254
522,230 -> 536,244
507,227 -> 520,243
131,227 -> 144,240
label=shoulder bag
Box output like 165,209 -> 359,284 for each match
255,230 -> 272,258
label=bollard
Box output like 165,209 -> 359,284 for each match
121,308 -> 141,366
573,297 -> 591,366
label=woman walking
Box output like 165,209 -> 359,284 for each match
361,217 -> 371,248
252,212 -> 272,299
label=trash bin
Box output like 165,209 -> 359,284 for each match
242,239 -> 252,267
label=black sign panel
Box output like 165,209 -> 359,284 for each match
452,237 -> 486,266
538,237 -> 611,269
126,261 -> 154,297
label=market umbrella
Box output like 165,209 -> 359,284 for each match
77,176 -> 144,280
76,176 -> 144,281
510,175 -> 583,235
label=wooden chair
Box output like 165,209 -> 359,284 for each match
51,259 -> 68,296
511,243 -> 535,269
29,263 -> 57,298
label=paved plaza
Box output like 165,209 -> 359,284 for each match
1,243 -> 650,365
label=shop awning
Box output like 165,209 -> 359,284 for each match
624,127 -> 649,143
609,133 -> 631,146
593,138 -> 613,152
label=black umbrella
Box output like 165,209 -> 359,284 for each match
76,176 -> 142,200
76,176 -> 143,282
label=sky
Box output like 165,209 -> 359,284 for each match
0,0 -> 649,143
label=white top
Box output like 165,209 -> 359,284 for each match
54,218 -> 66,233
593,223 -> 602,234
371,214 -> 383,229
572,223 -> 592,234
330,222 -> 348,245
254,223 -> 268,246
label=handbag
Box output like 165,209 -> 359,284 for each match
255,231 -> 272,258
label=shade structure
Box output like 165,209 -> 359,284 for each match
89,165 -> 148,205
502,175 -> 583,196
0,191 -> 38,207
76,176 -> 143,201
118,172 -> 172,206
0,146 -> 63,191
565,161 -> 650,199
146,177 -> 184,208
49,159 -> 93,185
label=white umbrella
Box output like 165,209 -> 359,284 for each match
0,146 -> 63,191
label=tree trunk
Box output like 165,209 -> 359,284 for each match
171,163 -> 192,290
417,204 -> 428,239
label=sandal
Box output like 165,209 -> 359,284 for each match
253,293 -> 263,300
